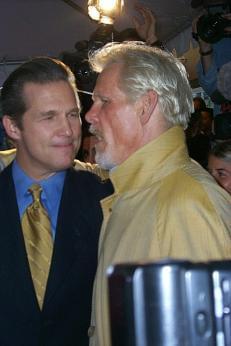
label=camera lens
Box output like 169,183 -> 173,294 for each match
197,13 -> 227,43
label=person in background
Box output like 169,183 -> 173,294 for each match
213,61 -> 231,140
191,0 -> 231,115
85,41 -> 231,346
119,3 -> 164,48
80,133 -> 97,163
0,57 -> 112,346
193,96 -> 206,112
186,106 -> 213,167
208,139 -> 231,194
200,107 -> 213,135
217,60 -> 231,102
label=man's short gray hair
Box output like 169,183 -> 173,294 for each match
89,41 -> 193,128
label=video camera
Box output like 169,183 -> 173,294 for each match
192,0 -> 231,43
108,259 -> 231,346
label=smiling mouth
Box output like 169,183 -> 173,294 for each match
54,142 -> 75,150
57,143 -> 72,146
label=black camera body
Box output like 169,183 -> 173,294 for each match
108,259 -> 231,346
196,2 -> 231,43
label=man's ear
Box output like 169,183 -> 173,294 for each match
139,90 -> 158,125
2,115 -> 21,140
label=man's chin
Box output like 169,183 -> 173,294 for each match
95,152 -> 116,170
54,158 -> 75,171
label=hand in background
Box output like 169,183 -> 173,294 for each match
132,4 -> 158,45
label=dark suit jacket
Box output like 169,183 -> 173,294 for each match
0,164 -> 113,346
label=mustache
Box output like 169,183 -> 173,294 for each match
89,125 -> 103,139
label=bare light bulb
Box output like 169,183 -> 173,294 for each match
88,0 -> 124,24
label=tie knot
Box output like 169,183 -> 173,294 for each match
29,184 -> 42,204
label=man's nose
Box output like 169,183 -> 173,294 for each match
85,104 -> 98,124
60,117 -> 73,136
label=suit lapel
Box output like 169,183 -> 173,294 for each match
44,169 -> 94,303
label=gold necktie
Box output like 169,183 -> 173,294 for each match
21,184 -> 53,309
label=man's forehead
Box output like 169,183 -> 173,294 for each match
23,80 -> 72,92
22,81 -> 80,107
209,156 -> 231,168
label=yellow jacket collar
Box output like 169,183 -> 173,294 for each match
109,126 -> 190,193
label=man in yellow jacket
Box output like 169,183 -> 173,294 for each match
84,42 -> 231,346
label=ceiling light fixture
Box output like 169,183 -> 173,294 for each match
88,0 -> 124,25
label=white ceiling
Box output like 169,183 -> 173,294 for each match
1,0 -> 201,59
0,0 -> 201,84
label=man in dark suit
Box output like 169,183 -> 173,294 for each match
0,57 -> 112,346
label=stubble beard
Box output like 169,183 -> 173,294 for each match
95,149 -> 117,171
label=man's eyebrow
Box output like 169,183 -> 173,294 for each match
39,107 -> 80,117
217,168 -> 227,172
39,110 -> 57,117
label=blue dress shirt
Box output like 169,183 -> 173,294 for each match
12,160 -> 66,239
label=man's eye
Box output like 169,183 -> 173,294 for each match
45,115 -> 55,120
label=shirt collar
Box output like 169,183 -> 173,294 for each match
12,160 -> 66,202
